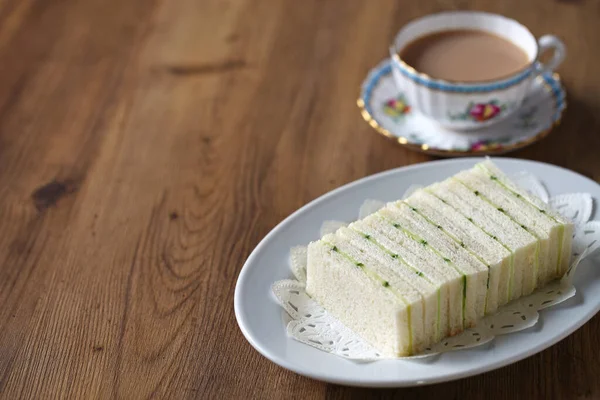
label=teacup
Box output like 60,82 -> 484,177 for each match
389,11 -> 566,130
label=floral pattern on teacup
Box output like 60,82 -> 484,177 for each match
449,100 -> 508,122
383,95 -> 411,119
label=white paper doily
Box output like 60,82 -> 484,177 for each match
272,172 -> 600,360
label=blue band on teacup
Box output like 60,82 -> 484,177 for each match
391,57 -> 534,93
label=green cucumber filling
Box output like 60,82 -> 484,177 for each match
484,272 -> 490,313
477,164 -> 565,227
477,163 -> 570,285
351,226 -> 432,283
455,178 -> 539,241
462,276 -> 467,327
379,211 -> 467,328
508,253 -> 515,300
456,178 -> 544,292
425,189 -> 519,306
406,305 -> 412,355
533,242 -> 540,289
404,200 -> 494,315
557,225 -> 565,276
436,290 -> 441,341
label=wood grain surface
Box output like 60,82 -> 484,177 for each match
0,0 -> 599,398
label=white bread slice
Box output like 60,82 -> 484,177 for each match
355,212 -> 465,336
322,232 -> 429,352
382,203 -> 489,326
336,226 -> 439,348
305,240 -> 413,356
429,179 -> 538,302
349,216 -> 458,339
404,189 -> 509,314
452,171 -> 539,294
455,168 -> 564,289
476,160 -> 574,277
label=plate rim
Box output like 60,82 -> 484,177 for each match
234,157 -> 600,387
357,59 -> 567,157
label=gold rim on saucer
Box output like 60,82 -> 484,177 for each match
357,72 -> 565,157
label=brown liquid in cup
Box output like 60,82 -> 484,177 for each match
399,29 -> 530,82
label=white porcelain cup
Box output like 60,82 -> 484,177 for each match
389,11 -> 566,130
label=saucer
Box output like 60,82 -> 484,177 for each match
358,59 -> 566,157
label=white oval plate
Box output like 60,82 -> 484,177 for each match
234,158 -> 600,387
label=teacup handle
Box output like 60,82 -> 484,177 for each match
535,35 -> 566,76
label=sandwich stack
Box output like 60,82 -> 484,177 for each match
305,160 -> 573,357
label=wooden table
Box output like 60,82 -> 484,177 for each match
1,0 -> 599,398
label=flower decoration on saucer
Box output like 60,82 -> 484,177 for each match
358,11 -> 567,157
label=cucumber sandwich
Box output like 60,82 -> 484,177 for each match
305,161 -> 573,357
